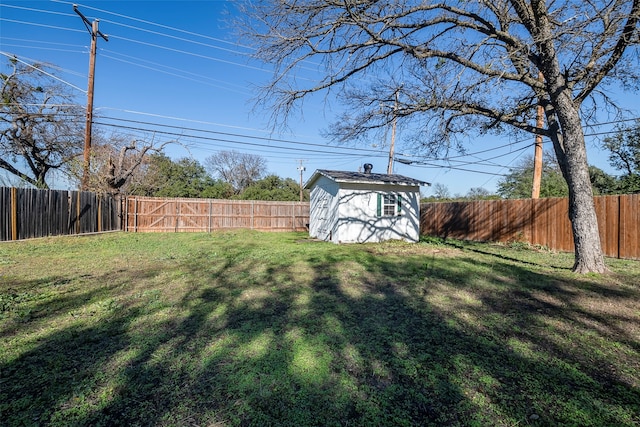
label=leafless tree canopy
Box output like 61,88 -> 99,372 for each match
241,0 -> 638,146
66,133 -> 173,196
0,58 -> 84,189
205,150 -> 267,193
239,0 -> 640,273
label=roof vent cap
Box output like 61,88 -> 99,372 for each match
363,163 -> 373,174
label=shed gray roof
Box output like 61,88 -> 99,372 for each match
304,169 -> 430,189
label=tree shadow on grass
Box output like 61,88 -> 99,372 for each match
1,238 -> 639,426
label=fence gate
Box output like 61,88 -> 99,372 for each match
124,196 -> 309,233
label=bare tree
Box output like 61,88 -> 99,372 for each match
239,0 -> 640,273
66,132 -> 174,196
0,57 -> 84,189
602,119 -> 640,177
432,183 -> 451,199
204,150 -> 267,193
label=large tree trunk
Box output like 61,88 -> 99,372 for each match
550,91 -> 608,274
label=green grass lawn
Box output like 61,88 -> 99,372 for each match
1,231 -> 639,426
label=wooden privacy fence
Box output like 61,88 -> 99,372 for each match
124,196 -> 310,233
420,194 -> 640,260
11,189 -> 632,259
0,187 -> 120,241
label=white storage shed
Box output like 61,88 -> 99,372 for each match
304,165 -> 430,244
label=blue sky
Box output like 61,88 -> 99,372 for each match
1,1 -> 639,195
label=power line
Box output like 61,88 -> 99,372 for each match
584,117 -> 640,127
107,34 -> 272,73
98,115 -> 388,155
101,18 -> 247,56
441,153 -> 531,169
0,51 -> 87,93
398,116 -> 640,169
399,142 -> 532,175
401,161 -> 510,177
0,104 -> 83,111
0,14 -> 268,79
0,18 -> 84,34
0,44 -> 84,55
4,2 -> 638,178
1,37 -> 83,48
99,52 -> 252,96
51,0 -> 254,51
92,120 -> 389,159
0,51 -> 87,78
100,108 -> 282,134
0,4 -> 75,18
585,127 -> 640,137
477,146 -> 531,188
46,1 -> 323,73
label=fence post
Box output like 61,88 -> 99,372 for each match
10,187 -> 18,240
97,196 -> 102,233
76,191 -> 81,234
208,200 -> 212,233
134,197 -> 138,233
122,196 -> 126,232
175,200 -> 179,232
617,194 -> 621,259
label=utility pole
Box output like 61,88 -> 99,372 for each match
297,160 -> 306,202
387,90 -> 399,175
532,72 -> 544,199
74,5 -> 108,191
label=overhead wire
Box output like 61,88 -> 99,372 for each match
0,51 -> 87,93
99,54 -> 252,95
106,34 -> 273,73
4,3 -> 640,179
101,108 -> 277,134
98,115 -> 388,154
584,117 -> 640,127
91,119 -> 389,159
51,0 -> 253,50
0,50 -> 87,78
0,44 -> 85,55
0,6 -> 269,76
401,161 -> 511,177
0,18 -> 84,34
48,0 -> 324,73
51,0 -> 325,71
93,113 -> 639,176
0,3 -> 76,18
101,49 -> 249,90
101,19 -> 246,56
1,37 -> 84,49
397,114 -> 640,172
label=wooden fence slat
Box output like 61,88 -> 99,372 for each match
7,189 -> 636,260
11,187 -> 17,240
123,196 -> 311,233
0,187 -> 120,241
420,195 -> 639,260
619,194 -> 639,259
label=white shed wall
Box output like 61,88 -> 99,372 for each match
308,176 -> 340,241
333,183 -> 421,244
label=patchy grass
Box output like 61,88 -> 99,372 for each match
1,231 -> 639,426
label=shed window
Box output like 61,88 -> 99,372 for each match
383,194 -> 396,215
377,194 -> 403,217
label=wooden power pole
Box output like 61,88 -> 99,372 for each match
74,5 -> 108,191
532,72 -> 544,199
387,90 -> 399,175
297,161 -> 306,202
